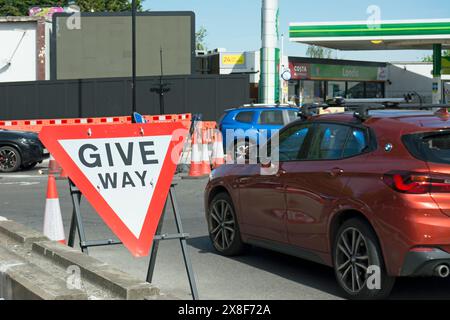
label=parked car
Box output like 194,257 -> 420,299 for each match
0,129 -> 49,172
218,104 -> 299,160
205,107 -> 450,299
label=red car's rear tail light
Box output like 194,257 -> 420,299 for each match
383,171 -> 450,194
383,171 -> 430,194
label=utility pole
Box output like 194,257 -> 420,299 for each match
131,0 -> 137,113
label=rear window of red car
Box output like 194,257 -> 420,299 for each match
403,131 -> 450,164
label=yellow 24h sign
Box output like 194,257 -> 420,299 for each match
222,54 -> 245,65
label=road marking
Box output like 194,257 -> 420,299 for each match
0,181 -> 40,186
0,175 -> 46,179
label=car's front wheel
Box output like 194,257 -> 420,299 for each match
208,192 -> 245,256
0,146 -> 21,172
333,218 -> 395,300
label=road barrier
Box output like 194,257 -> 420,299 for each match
25,114 -> 226,179
0,113 -> 192,133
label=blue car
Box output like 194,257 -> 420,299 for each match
218,105 -> 299,160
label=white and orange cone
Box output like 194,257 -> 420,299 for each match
43,175 -> 65,244
200,126 -> 211,175
187,126 -> 205,178
211,129 -> 225,169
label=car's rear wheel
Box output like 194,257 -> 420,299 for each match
208,192 -> 245,256
0,146 -> 21,172
333,218 -> 395,300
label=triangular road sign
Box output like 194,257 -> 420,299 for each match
39,123 -> 188,257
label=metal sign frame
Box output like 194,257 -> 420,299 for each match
67,180 -> 199,300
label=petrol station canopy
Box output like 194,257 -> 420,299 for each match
289,19 -> 450,51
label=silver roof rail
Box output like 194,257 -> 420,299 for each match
241,103 -> 295,108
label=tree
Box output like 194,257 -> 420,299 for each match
0,0 -> 144,16
306,45 -> 333,59
75,0 -> 144,12
196,26 -> 208,51
422,50 -> 450,62
0,0 -> 67,16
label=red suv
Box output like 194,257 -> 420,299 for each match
204,107 -> 450,299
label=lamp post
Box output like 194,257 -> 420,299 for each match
131,0 -> 137,113
150,48 -> 170,115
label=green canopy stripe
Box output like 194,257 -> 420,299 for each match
290,21 -> 450,38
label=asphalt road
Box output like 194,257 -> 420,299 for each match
1,163 -> 450,300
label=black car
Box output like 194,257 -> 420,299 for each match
0,129 -> 49,172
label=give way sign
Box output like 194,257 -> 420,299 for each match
39,123 -> 188,257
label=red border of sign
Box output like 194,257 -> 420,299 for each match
39,123 -> 187,257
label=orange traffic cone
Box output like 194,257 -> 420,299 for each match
186,126 -> 205,178
48,155 -> 60,175
43,175 -> 65,244
211,129 -> 225,169
200,126 -> 211,175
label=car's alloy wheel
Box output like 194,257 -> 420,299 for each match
208,193 -> 245,256
0,146 -> 21,172
333,218 -> 395,300
335,227 -> 370,293
210,199 -> 236,250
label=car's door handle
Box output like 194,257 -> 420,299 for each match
329,167 -> 344,177
237,177 -> 252,184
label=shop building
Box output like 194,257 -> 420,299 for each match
289,19 -> 450,104
387,61 -> 450,103
196,48 -> 450,105
287,57 -> 387,104
196,49 -> 261,100
0,16 -> 48,82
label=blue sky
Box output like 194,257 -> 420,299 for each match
143,0 -> 450,62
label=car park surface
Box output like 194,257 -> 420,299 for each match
1,163 -> 450,300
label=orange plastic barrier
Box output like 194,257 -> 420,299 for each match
0,113 -> 192,133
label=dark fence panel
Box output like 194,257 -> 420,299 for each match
0,74 -> 250,121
